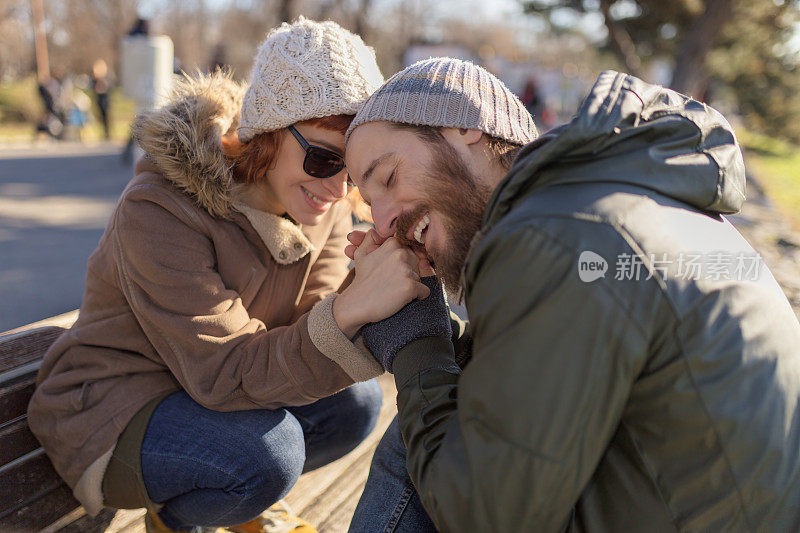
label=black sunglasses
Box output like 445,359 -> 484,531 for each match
287,125 -> 354,186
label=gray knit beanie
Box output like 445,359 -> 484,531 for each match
345,57 -> 537,145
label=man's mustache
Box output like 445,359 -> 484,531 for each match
394,205 -> 429,248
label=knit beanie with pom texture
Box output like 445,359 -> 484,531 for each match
237,16 -> 384,142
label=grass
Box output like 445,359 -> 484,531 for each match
0,76 -> 136,144
738,129 -> 800,231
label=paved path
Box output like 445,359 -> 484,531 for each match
728,172 -> 800,319
0,143 -> 131,331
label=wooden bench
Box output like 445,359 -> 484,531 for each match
0,310 -> 117,532
0,312 -> 396,532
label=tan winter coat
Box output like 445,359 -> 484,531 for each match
27,73 -> 382,516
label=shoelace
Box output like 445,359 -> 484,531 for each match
222,500 -> 310,533
258,500 -> 305,533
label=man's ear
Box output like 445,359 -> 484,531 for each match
441,127 -> 483,148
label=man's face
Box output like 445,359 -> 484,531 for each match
346,121 -> 493,294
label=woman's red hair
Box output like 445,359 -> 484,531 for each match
221,114 -> 370,220
222,114 -> 355,186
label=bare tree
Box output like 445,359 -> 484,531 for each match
352,0 -> 373,37
279,0 -> 294,22
598,0 -> 644,79
669,0 -> 735,96
316,0 -> 343,20
525,0 -> 739,98
31,0 -> 50,81
42,0 -> 139,76
216,1 -> 281,77
0,1 -> 34,80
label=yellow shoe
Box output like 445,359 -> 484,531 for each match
144,509 -> 177,533
145,508 -> 220,533
226,500 -> 317,533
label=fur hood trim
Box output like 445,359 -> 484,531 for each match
133,71 -> 246,219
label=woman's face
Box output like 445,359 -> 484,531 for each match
263,123 -> 350,226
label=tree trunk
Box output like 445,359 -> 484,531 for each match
670,0 -> 734,97
599,0 -> 644,79
30,0 -> 50,82
279,0 -> 293,23
353,0 -> 373,37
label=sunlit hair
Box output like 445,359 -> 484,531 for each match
485,136 -> 524,170
390,123 -> 522,171
221,114 -> 370,220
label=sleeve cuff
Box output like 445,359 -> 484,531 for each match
308,293 -> 385,382
393,336 -> 461,391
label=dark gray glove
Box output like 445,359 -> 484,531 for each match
361,276 -> 452,373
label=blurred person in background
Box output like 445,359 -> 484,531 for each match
211,43 -> 229,73
520,77 -> 542,119
128,16 -> 150,36
343,58 -> 800,532
91,59 -> 111,140
36,68 -> 66,140
121,17 -> 150,162
521,77 -> 558,133
27,18 -> 425,533
65,88 -> 91,141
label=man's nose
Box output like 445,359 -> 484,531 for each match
371,203 -> 399,238
321,170 -> 349,199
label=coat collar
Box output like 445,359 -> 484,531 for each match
233,202 -> 314,265
133,157 -> 320,266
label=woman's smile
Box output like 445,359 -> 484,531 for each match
300,185 -> 335,213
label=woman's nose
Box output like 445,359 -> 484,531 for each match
322,170 -> 349,199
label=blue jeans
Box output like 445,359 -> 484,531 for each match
140,380 -> 383,530
349,417 -> 437,533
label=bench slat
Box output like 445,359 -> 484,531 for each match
0,325 -> 66,427
49,508 -> 118,533
0,418 -> 41,468
0,378 -> 36,427
0,327 -> 65,371
0,483 -> 80,532
0,313 -> 92,531
0,450 -> 68,513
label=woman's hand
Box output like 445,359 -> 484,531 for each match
345,230 -> 436,277
333,229 -> 432,338
344,229 -> 379,260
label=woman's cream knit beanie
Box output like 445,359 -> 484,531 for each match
238,17 -> 384,142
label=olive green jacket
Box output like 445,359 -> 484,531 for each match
392,71 -> 800,532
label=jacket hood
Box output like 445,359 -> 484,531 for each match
485,71 -> 746,227
133,71 -> 247,219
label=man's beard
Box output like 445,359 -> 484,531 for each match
396,137 -> 493,296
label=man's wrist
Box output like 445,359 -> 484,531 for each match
393,336 -> 460,386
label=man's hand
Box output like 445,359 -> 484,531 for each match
361,276 -> 452,373
333,230 -> 432,338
